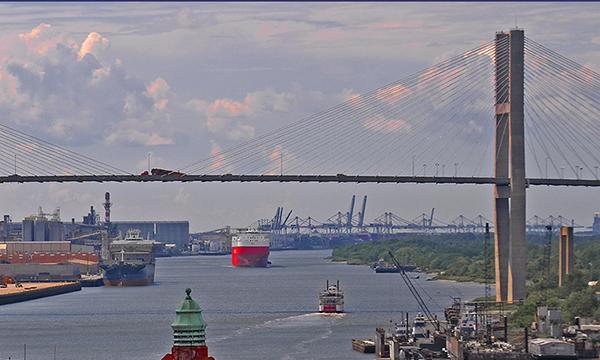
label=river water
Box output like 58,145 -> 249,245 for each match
0,250 -> 483,360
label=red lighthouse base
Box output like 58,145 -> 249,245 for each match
161,346 -> 214,360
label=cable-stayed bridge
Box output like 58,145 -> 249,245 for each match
0,32 -> 598,186
1,29 -> 599,303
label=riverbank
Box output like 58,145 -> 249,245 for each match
332,258 -> 486,283
0,282 -> 81,305
331,234 -> 492,284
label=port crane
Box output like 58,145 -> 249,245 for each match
387,250 -> 442,332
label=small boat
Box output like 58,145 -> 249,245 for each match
392,320 -> 410,343
319,280 -> 344,313
374,265 -> 401,273
373,261 -> 417,273
412,313 -> 428,339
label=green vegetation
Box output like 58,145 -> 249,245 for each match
332,233 -> 600,326
332,233 -> 491,282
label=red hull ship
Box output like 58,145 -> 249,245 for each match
231,231 -> 270,267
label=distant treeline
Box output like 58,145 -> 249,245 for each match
332,233 -> 600,325
332,233 -> 491,281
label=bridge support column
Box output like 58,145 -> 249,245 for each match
558,226 -> 574,288
507,29 -> 526,303
494,31 -> 510,303
494,29 -> 527,303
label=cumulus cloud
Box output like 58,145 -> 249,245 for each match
0,26 -> 178,148
19,23 -> 51,42
146,77 -> 171,110
18,23 -> 64,55
194,89 -> 294,141
78,32 -> 109,59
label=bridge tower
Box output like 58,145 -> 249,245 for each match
494,29 -> 526,303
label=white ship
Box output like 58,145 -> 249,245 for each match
319,280 -> 344,313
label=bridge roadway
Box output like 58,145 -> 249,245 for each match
1,174 -> 599,186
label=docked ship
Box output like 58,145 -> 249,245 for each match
231,230 -> 271,267
318,280 -> 344,313
372,259 -> 416,273
101,229 -> 159,286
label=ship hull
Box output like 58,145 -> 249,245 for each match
319,304 -> 344,313
232,246 -> 269,267
102,263 -> 155,286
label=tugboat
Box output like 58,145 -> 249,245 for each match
412,313 -> 428,339
392,320 -> 410,343
101,229 -> 159,286
319,280 -> 344,313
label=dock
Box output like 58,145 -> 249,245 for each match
352,339 -> 376,353
80,274 -> 104,287
0,282 -> 81,305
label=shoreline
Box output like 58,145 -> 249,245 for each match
331,258 -> 487,284
0,282 -> 81,305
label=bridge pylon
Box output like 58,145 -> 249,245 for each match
494,29 -> 526,304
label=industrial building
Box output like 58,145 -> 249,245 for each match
191,229 -> 232,254
112,221 -> 189,249
0,241 -> 98,281
22,208 -> 64,242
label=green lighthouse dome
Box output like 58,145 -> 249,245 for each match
171,288 -> 207,347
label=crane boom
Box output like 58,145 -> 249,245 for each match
282,210 -> 293,227
347,195 -> 356,229
387,250 -> 441,331
358,195 -> 367,228
429,208 -> 435,227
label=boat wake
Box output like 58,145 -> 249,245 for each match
212,312 -> 345,343
258,312 -> 345,328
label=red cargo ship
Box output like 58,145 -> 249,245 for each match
231,231 -> 270,267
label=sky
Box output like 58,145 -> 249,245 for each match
0,2 -> 598,231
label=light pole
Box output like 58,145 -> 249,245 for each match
147,152 -> 152,173
423,164 -> 427,176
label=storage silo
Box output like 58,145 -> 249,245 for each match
47,220 -> 64,241
34,216 -> 48,241
22,216 -> 35,241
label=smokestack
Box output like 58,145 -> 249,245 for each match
104,192 -> 112,225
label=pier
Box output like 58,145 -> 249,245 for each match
0,282 -> 81,305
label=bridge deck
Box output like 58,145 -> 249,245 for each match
0,174 -> 598,186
